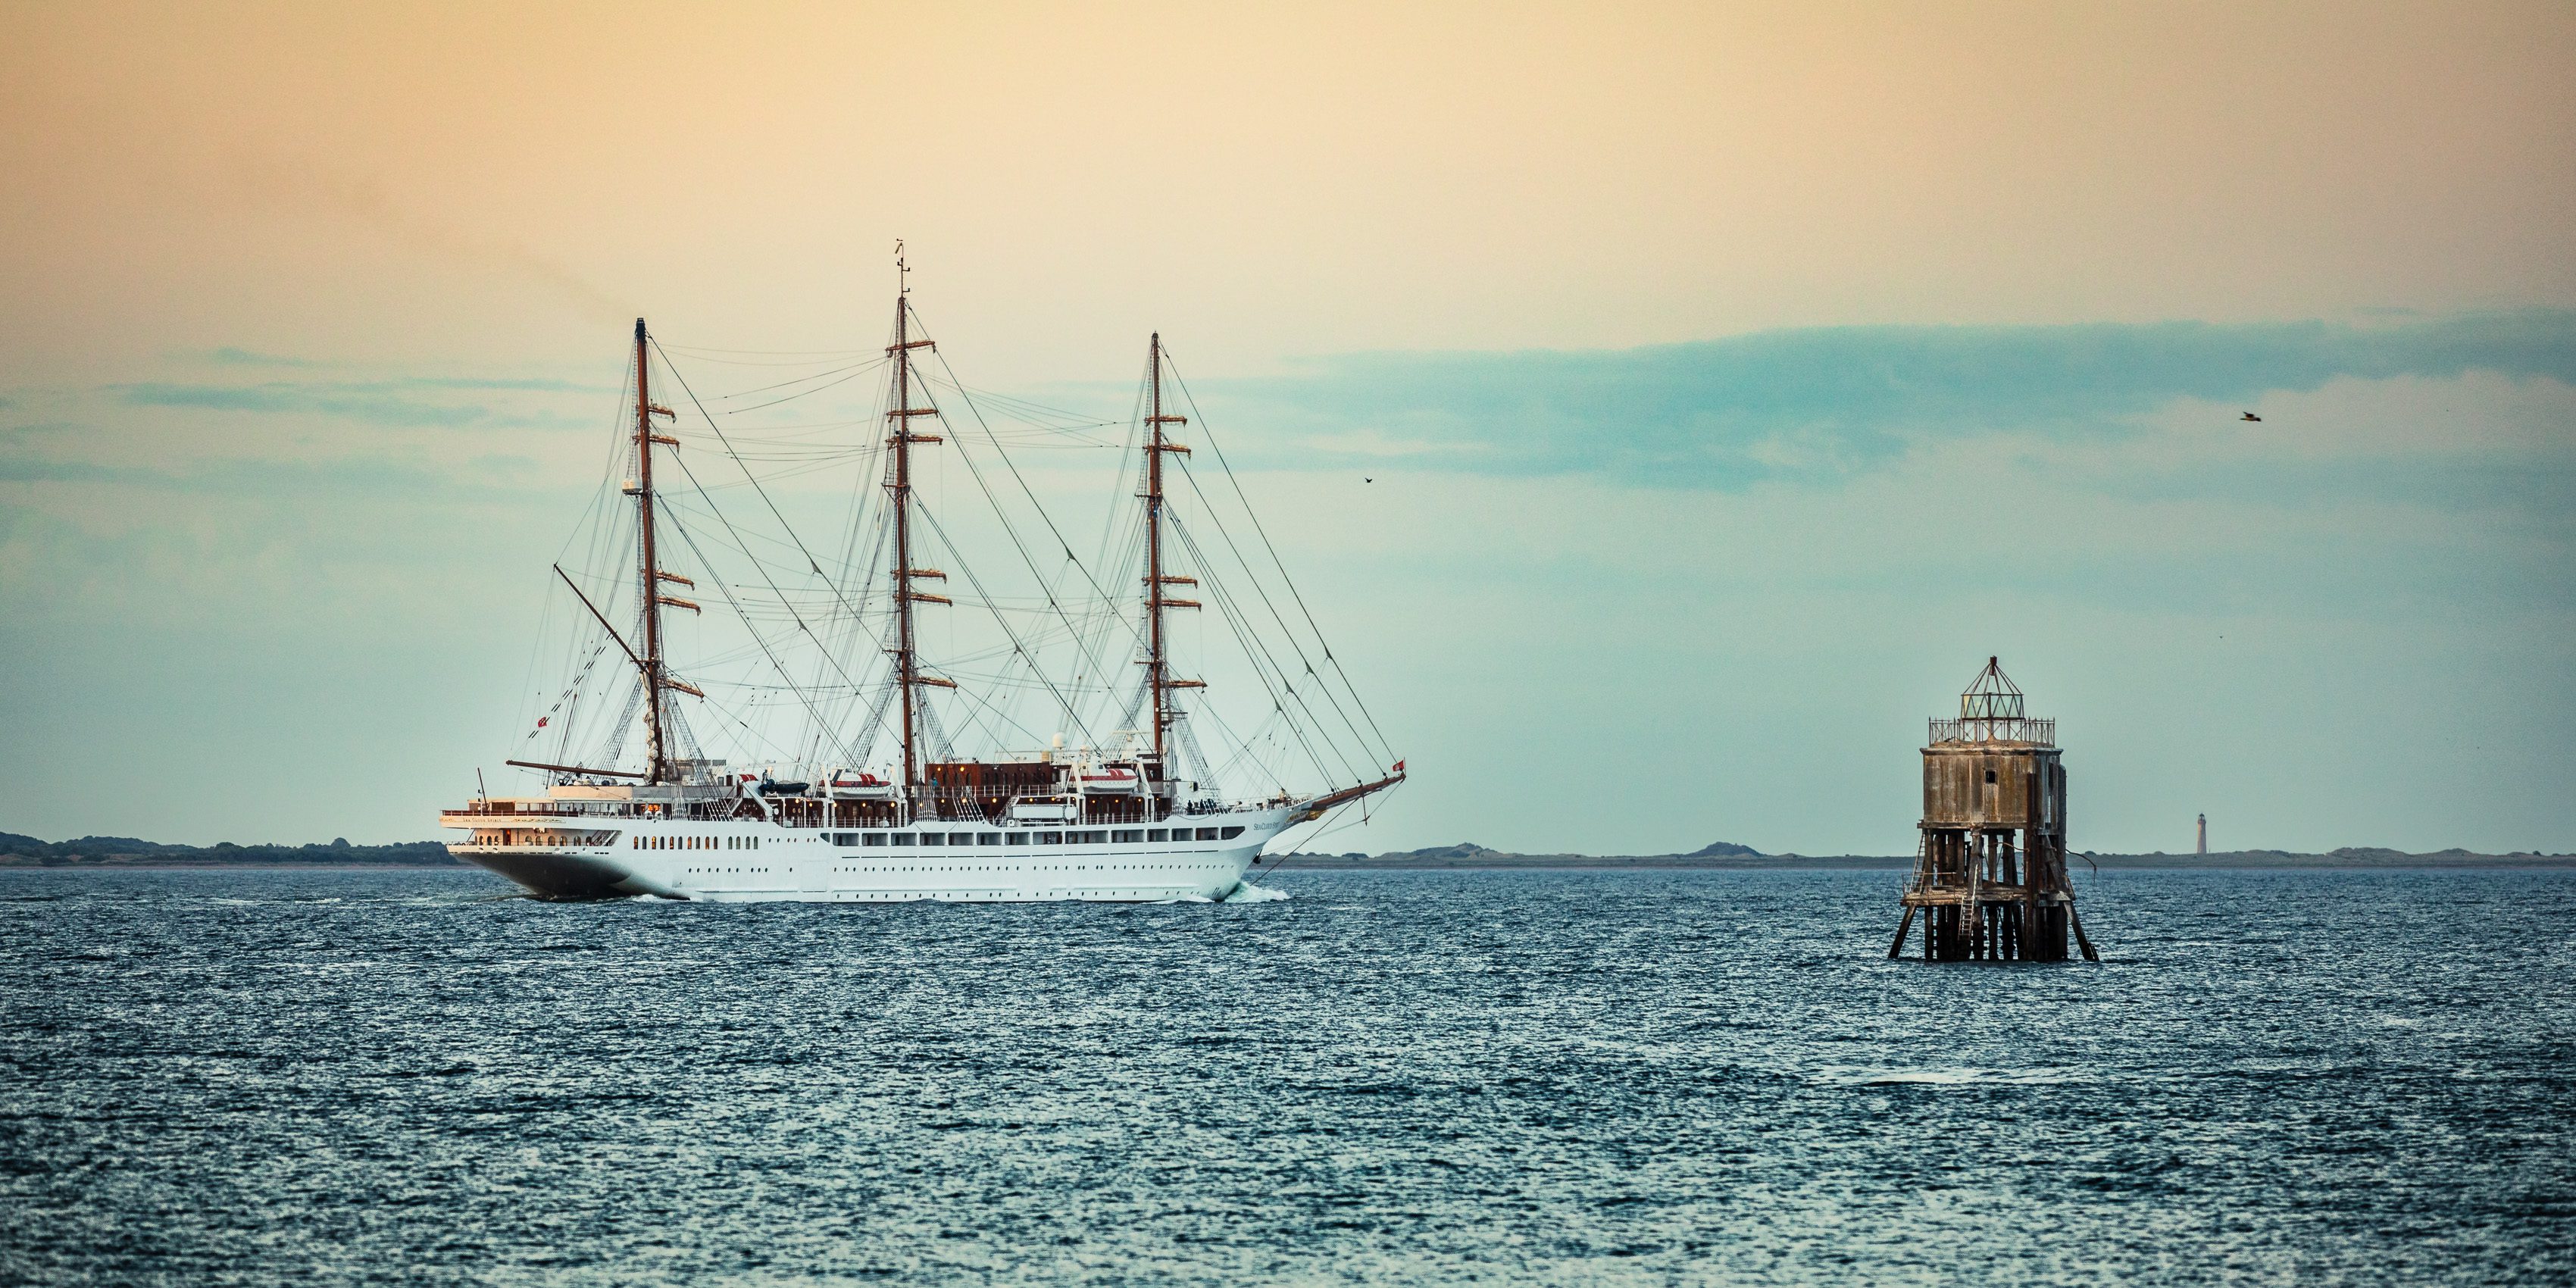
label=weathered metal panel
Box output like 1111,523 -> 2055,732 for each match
1921,746 -> 2062,827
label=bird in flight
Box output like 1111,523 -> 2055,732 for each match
2240,412 -> 2262,422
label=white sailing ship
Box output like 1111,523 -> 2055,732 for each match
442,271 -> 1402,900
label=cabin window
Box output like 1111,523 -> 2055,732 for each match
1221,827 -> 1244,839
1194,827 -> 1218,841
949,832 -> 974,846
1148,829 -> 1168,842
1985,769 -> 1998,784
863,833 -> 887,847
920,833 -> 945,847
892,833 -> 914,846
1114,830 -> 1143,844
1036,831 -> 1063,845
977,833 -> 1001,846
1006,833 -> 1029,846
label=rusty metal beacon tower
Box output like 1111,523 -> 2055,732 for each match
1889,658 -> 2098,962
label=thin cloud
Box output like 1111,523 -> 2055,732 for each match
113,376 -> 602,427
205,348 -> 323,368
1204,311 -> 2576,488
118,382 -> 491,428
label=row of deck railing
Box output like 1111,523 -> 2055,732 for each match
1927,716 -> 2055,746
442,791 -> 1256,827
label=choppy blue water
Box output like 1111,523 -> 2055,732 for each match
2,866 -> 2571,1286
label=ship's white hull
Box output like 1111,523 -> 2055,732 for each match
445,810 -> 1296,903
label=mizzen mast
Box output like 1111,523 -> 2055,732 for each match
1143,335 -> 1202,780
885,252 -> 951,808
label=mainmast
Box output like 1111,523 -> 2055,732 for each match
1143,335 -> 1201,779
885,261 -> 949,807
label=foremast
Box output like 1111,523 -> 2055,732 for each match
629,319 -> 700,785
885,263 -> 952,815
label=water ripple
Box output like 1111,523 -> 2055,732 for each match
1,866 -> 2570,1285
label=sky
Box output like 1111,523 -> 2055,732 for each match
2,1 -> 2571,855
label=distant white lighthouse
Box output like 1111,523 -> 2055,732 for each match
2197,813 -> 2207,856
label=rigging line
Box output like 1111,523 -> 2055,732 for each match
938,652 -> 1052,752
657,354 -> 878,368
553,351 -> 638,567
1271,792 -> 1396,866
1172,517 -> 1354,788
1199,703 -> 1278,791
906,324 -> 1146,731
712,356 -> 886,401
808,508 -> 893,767
1061,507 -> 1140,729
652,496 -> 874,575
911,373 -> 1127,433
1162,355 -> 1398,765
1168,518 -> 1338,789
706,690 -> 808,765
657,505 -> 866,766
1165,436 -> 1386,774
914,310 -> 1150,661
525,354 -> 633,771
911,374 -> 1122,429
664,453 -> 886,742
657,342 -> 874,356
912,500 -> 1099,747
652,335 -> 889,664
652,417 -> 882,745
1169,455 -> 1381,777
718,361 -> 879,414
1062,429 -> 1148,727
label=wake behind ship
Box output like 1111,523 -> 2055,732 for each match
445,273 -> 1400,901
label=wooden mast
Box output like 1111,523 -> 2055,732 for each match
885,252 -> 948,811
1143,336 -> 1199,788
632,318 -> 673,785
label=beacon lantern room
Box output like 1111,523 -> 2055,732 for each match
1890,657 -> 2097,963
1921,658 -> 2062,828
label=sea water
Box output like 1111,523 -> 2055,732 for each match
2,866 -> 2569,1285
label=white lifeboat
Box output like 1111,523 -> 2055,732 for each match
1008,796 -> 1077,823
824,767 -> 899,800
1077,763 -> 1143,795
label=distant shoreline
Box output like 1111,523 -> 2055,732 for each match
1265,848 -> 2576,871
7,834 -> 2568,874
